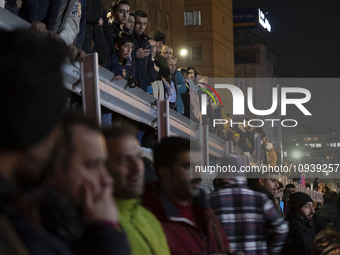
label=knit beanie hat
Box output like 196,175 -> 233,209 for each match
288,192 -> 313,213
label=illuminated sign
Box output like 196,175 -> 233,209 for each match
233,8 -> 257,28
258,8 -> 271,32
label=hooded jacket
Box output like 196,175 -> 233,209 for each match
142,184 -> 229,255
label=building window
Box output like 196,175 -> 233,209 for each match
316,143 -> 322,148
337,142 -> 340,147
191,46 -> 202,61
313,137 -> 318,141
330,143 -> 337,148
184,11 -> 201,26
235,49 -> 258,64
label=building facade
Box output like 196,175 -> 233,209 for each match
232,7 -> 280,149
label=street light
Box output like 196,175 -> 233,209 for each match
292,150 -> 301,159
179,48 -> 188,57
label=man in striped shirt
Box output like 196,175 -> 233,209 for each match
209,155 -> 288,255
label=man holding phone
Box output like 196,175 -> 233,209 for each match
132,10 -> 157,92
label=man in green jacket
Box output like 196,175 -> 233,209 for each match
103,126 -> 170,255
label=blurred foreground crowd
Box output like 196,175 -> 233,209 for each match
2,30 -> 340,255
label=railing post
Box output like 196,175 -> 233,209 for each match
255,135 -> 261,166
157,100 -> 170,141
80,53 -> 101,125
243,152 -> 250,166
199,125 -> 209,168
225,141 -> 233,154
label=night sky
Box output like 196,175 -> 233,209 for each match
233,0 -> 340,134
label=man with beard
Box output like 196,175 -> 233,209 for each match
142,137 -> 229,255
0,30 -> 68,254
248,175 -> 280,206
283,192 -> 316,255
103,126 -> 170,255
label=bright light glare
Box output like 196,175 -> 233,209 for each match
180,49 -> 188,57
292,151 -> 301,159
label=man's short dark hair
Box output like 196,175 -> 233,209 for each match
285,183 -> 296,189
115,31 -> 134,46
153,137 -> 200,171
179,67 -> 188,75
129,12 -> 135,18
149,30 -> 165,43
102,124 -> 137,141
111,0 -> 130,12
133,10 -> 148,18
51,113 -> 101,173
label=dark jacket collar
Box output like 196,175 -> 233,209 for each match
286,212 -> 314,228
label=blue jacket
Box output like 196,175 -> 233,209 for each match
19,0 -> 61,30
132,32 -> 157,91
174,70 -> 186,115
106,50 -> 127,77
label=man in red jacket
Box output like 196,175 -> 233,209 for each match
142,137 -> 229,255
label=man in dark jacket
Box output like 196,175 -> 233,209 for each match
131,10 -> 157,91
82,0 -> 110,64
316,191 -> 340,227
104,0 -> 130,55
142,137 -> 230,255
283,192 -> 316,255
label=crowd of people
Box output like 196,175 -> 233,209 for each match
3,0 -> 209,123
2,2 -> 340,255
3,0 -> 283,158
